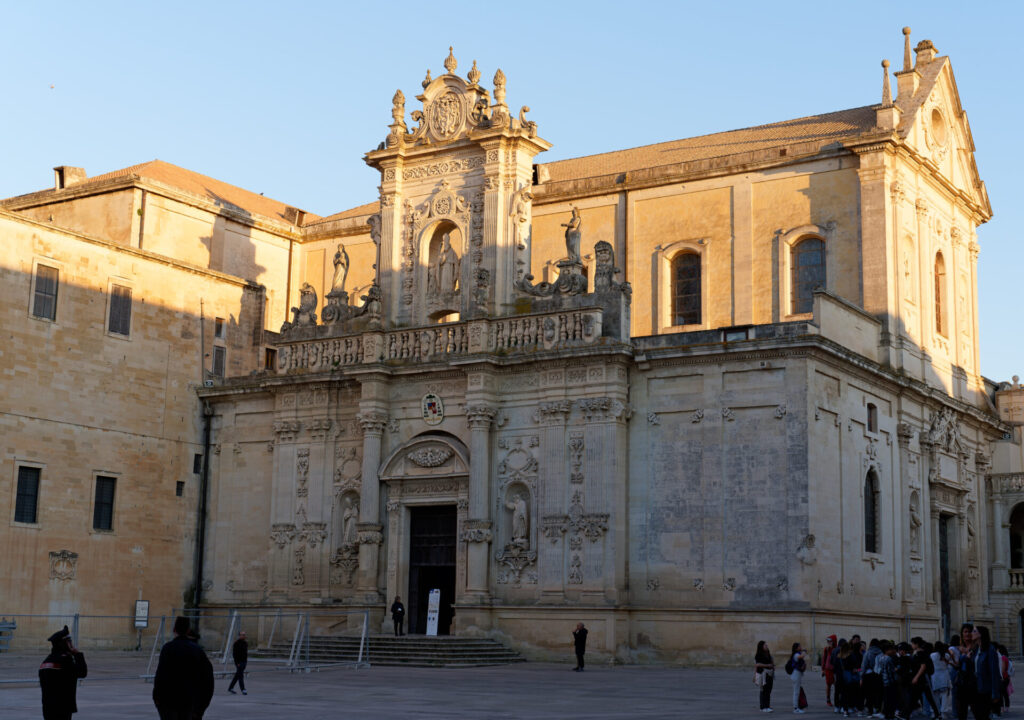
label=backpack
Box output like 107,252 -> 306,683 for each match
785,658 -> 794,675
925,653 -> 935,676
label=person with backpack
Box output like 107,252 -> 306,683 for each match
910,637 -> 941,720
787,642 -> 809,714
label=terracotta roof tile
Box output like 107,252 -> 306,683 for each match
541,106 -> 879,183
87,159 -> 320,225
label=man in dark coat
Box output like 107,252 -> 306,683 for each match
186,629 -> 215,719
39,625 -> 88,720
572,622 -> 588,672
153,616 -> 206,720
390,596 -> 405,637
228,630 -> 248,695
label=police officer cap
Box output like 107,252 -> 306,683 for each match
47,625 -> 70,644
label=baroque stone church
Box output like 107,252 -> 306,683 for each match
4,30 -> 1024,662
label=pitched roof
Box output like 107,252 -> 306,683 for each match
309,201 -> 379,226
81,160 -> 320,225
540,106 -> 880,183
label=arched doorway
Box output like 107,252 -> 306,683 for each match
1009,504 -> 1024,571
379,432 -> 469,635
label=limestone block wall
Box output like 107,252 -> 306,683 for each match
0,211 -> 264,617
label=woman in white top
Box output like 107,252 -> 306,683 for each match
929,641 -> 951,718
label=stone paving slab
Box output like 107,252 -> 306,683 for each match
0,652 -> 836,719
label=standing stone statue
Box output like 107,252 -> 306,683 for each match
342,498 -> 358,545
512,188 -> 533,250
331,244 -> 350,294
433,234 -> 460,294
561,206 -> 582,264
506,493 -> 529,548
908,498 -> 922,554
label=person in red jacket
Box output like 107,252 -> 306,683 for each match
821,635 -> 837,707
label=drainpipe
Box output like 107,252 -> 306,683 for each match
193,402 -> 213,610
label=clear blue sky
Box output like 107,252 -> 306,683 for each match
2,1 -> 1021,381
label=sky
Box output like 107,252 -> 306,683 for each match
2,0 -> 1021,381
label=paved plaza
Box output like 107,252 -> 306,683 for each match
0,652 -> 841,719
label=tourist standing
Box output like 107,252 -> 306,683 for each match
390,596 -> 405,637
186,629 -> 215,720
572,622 -> 588,672
39,625 -> 88,720
971,627 -> 1002,720
930,641 -> 952,719
822,635 -> 837,707
755,640 -> 776,712
877,641 -> 899,720
832,639 -> 848,714
909,637 -> 941,720
789,642 -> 808,714
861,638 -> 883,717
228,630 -> 248,695
153,616 -> 206,720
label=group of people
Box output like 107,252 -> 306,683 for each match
38,616 -> 250,720
755,623 -> 1015,720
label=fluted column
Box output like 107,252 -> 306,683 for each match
355,411 -> 387,598
464,405 -> 496,594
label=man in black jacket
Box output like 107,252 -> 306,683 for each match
228,630 -> 248,695
153,616 -> 207,720
39,625 -> 88,720
572,622 -> 588,672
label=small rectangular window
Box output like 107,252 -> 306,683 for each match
265,348 -> 277,370
175,481 -> 185,497
108,285 -> 132,336
32,265 -> 59,320
93,476 -> 116,530
15,466 -> 41,523
193,453 -> 203,474
214,317 -> 225,339
212,346 -> 226,377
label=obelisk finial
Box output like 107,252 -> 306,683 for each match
881,60 -> 892,106
444,46 -> 457,75
902,27 -> 913,71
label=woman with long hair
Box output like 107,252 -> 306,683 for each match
972,626 -> 1003,720
822,635 -> 837,707
755,640 -> 775,712
790,641 -> 809,714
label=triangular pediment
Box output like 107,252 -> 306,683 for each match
897,57 -> 991,218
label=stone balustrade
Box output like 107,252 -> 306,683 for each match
1009,569 -> 1024,591
275,307 -> 605,374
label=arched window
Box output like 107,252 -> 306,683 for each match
867,403 -> 878,433
864,469 -> 880,553
934,252 -> 948,336
791,237 -> 825,314
672,252 -> 701,326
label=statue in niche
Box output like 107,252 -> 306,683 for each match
430,233 -> 461,295
908,496 -> 922,554
561,206 -> 582,264
512,187 -> 533,250
331,244 -> 350,294
342,497 -> 359,545
506,492 -> 529,549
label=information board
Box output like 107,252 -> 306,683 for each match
425,588 -> 440,636
134,600 -> 149,629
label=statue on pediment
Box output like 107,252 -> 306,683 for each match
331,244 -> 350,295
562,206 -> 582,264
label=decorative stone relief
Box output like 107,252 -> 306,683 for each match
407,447 -> 453,467
795,534 -> 817,566
691,409 -> 704,423
461,520 -> 493,544
646,577 -> 660,591
721,407 -> 735,422
533,401 -> 571,425
333,445 -> 361,491
466,405 -> 496,428
647,412 -> 660,425
357,412 -> 388,435
270,523 -> 296,549
49,550 -> 78,581
296,448 -> 310,497
568,554 -> 583,584
723,578 -> 736,591
692,578 -> 704,591
329,545 -> 359,586
273,420 -> 301,443
299,522 -> 328,549
308,419 -> 332,442
576,397 -> 630,423
774,405 -> 787,419
357,524 -> 383,545
292,547 -> 305,586
924,406 -> 964,455
496,545 -> 538,585
569,432 -> 585,484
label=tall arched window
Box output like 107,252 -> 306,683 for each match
1010,504 -> 1024,569
791,237 -> 825,314
672,252 -> 701,326
934,252 -> 948,336
864,469 -> 880,553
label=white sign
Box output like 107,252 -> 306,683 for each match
426,588 -> 441,636
134,600 -> 149,629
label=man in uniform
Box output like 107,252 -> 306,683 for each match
39,625 -> 88,720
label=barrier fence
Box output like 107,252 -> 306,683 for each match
0,609 -> 370,685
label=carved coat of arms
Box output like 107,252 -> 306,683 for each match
421,393 -> 444,426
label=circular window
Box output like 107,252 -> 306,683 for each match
930,108 -> 948,147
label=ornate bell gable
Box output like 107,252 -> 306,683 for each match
365,48 -> 551,328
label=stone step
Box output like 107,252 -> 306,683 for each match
252,635 -> 526,667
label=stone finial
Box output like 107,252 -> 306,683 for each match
493,68 -> 507,105
467,60 -> 481,85
915,39 -> 937,65
444,46 -> 457,75
881,60 -> 892,106
902,27 -> 913,72
422,69 -> 432,89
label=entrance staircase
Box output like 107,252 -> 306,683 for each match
253,634 -> 526,668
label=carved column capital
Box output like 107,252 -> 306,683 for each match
466,404 -> 497,429
890,180 -> 905,203
532,400 -> 572,426
915,198 -> 929,217
897,422 -> 916,448
461,520 -> 493,544
356,523 -> 384,545
357,412 -> 388,436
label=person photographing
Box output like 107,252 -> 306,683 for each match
39,625 -> 88,720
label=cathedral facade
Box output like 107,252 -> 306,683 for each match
4,31 -> 1024,662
